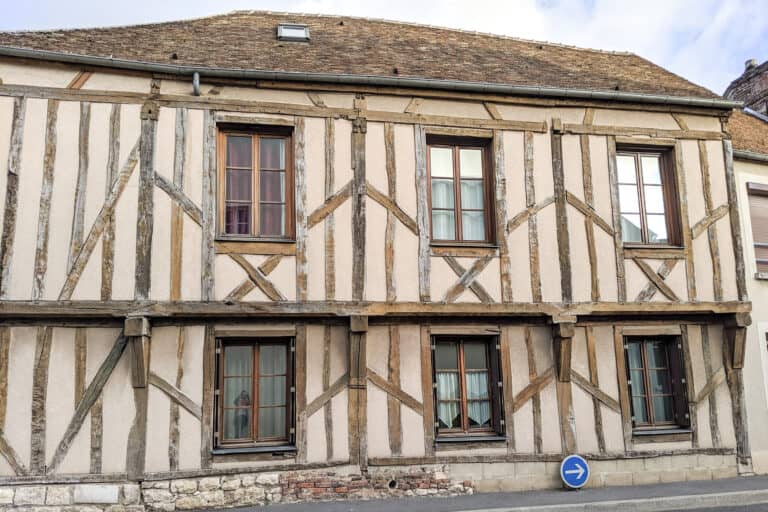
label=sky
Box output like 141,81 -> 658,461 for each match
1,0 -> 766,95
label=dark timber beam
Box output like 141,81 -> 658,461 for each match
725,312 -> 751,370
552,320 -> 575,383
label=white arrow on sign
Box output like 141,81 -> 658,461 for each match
564,463 -> 585,480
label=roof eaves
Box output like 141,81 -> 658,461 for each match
0,45 -> 744,110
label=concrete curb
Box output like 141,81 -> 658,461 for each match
461,489 -> 768,512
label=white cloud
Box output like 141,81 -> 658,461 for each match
3,0 -> 767,93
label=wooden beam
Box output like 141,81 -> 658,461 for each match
499,326 -> 515,453
691,204 -> 729,240
366,182 -> 418,235
100,104 -> 120,302
680,324 -> 699,448
585,327 -> 606,452
722,140 -> 748,301
493,130 -> 512,302
553,322 -> 575,382
442,256 -> 494,303
524,131 -> 542,303
295,117 -> 308,302
551,119 -> 572,303
636,259 -> 678,302
632,257 -> 680,302
68,102 -> 91,272
442,254 -> 494,303
348,322 -> 367,467
305,373 -> 349,417
324,118 -> 336,301
351,117 -> 366,301
556,378 -> 577,454
31,100 -> 59,301
384,123 -> 397,303
565,191 -> 614,235
508,196 -> 555,233
387,324 -> 402,455
201,110 -> 216,302
570,369 -> 621,414
134,103 -> 157,301
368,368 -> 423,415
512,367 -> 554,414
294,324 -> 308,463
581,135 -> 600,301
0,97 -> 26,298
148,371 -> 201,420
322,326 -> 334,460
725,313 -> 750,370
214,240 -> 294,256
66,71 -> 93,90
698,141 -> 723,301
154,174 -> 202,226
307,180 -> 352,229
30,326 -> 53,474
168,326 -> 185,471
698,325 -> 720,448
200,325 -> 214,469
229,254 -> 285,302
419,325 -> 435,456
606,136 -> 626,302
0,327 -> 8,430
722,324 -> 751,469
415,125 -> 430,302
483,102 -> 503,120
675,141 -> 696,301
562,123 -> 724,140
48,333 -> 129,473
613,326 -> 632,451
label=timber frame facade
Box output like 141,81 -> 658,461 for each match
0,11 -> 759,510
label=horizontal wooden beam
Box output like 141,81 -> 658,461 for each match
562,123 -> 724,140
0,300 -> 750,320
214,240 -> 296,256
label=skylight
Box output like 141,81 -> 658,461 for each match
277,24 -> 310,42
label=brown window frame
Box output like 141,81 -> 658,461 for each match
214,337 -> 294,449
431,335 -> 504,438
217,125 -> 295,240
747,182 -> 768,274
426,135 -> 495,245
624,336 -> 689,432
615,146 -> 681,247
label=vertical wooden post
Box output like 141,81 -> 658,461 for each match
419,324 -> 435,456
493,130 -> 513,302
324,118 -> 336,301
201,110 -> 216,301
348,316 -> 368,468
295,324 -> 308,463
553,319 -> 576,455
351,113 -> 367,301
101,104 -> 120,302
295,118 -> 308,301
551,119 -> 572,303
387,325 -> 402,455
125,316 -> 151,481
415,125 -> 430,302
135,101 -> 157,301
0,97 -> 26,298
722,139 -> 748,301
525,131 -> 542,302
723,318 -> 752,473
30,326 -> 53,474
606,136 -> 626,302
675,140 -> 696,301
200,324 -> 215,469
32,100 -> 59,301
170,108 -> 187,301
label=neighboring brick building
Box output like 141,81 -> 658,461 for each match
725,58 -> 768,116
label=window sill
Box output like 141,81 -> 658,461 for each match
435,435 -> 507,451
212,445 -> 296,457
632,428 -> 692,444
430,243 -> 499,258
623,245 -> 685,258
755,272 -> 768,281
214,238 -> 296,256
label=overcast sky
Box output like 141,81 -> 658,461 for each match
2,0 -> 766,95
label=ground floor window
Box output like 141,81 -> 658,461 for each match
215,337 -> 293,447
432,335 -> 503,437
624,336 -> 689,430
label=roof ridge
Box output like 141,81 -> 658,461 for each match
0,9 -> 635,57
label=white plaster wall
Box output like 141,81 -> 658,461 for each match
571,328 -> 599,453
399,325 -> 424,457
592,110 -> 679,130
0,61 -> 77,88
80,72 -> 150,94
592,325 -> 624,453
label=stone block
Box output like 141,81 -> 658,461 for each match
74,484 -> 120,504
240,475 -> 257,487
122,484 -> 141,505
498,476 -> 539,492
712,465 -> 739,479
198,477 -> 221,492
473,479 -> 501,493
46,485 -> 73,505
481,462 -> 515,479
671,454 -> 698,469
617,458 -> 646,472
200,490 -> 225,506
633,471 -> 662,485
515,462 -> 547,476
14,486 -> 46,505
588,460 -> 618,475
106,506 -> 127,512
221,476 -> 241,491
255,473 -> 279,486
601,471 -> 633,487
644,456 -> 672,470
0,488 -> 13,505
142,481 -> 170,490
142,489 -> 174,503
687,468 -> 713,481
659,470 -> 685,483
170,480 -> 197,495
446,463 -> 480,480
150,502 -> 176,512
176,495 -> 205,510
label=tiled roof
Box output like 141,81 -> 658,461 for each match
0,11 -> 719,100
731,109 -> 768,156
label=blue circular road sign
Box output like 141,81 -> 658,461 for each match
560,454 -> 590,489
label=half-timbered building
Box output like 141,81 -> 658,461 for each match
0,11 -> 760,510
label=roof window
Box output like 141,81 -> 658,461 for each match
277,24 -> 310,42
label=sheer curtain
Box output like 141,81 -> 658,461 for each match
436,372 -> 460,428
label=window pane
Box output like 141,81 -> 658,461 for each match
652,396 -> 674,423
432,210 -> 456,240
435,343 -> 458,370
259,376 -> 286,406
227,136 -> 252,168
462,211 -> 486,241
464,343 -> 488,369
617,155 -> 637,183
632,396 -> 648,424
460,180 -> 484,209
627,343 -> 643,369
224,377 -> 253,406
619,184 -> 640,213
260,138 -> 285,169
223,409 -> 252,440
630,370 -> 646,395
431,179 -> 455,209
641,156 -> 661,184
650,370 -> 671,394
226,169 -> 252,201
225,205 -> 251,235
260,171 -> 285,203
225,346 -> 253,375
646,215 -> 668,243
644,185 -> 666,214
646,341 -> 668,368
430,147 -> 454,177
437,402 -> 461,429
436,372 -> 459,400
467,401 -> 491,427
459,149 -> 483,178
621,214 -> 642,242
260,204 -> 286,237
259,344 -> 287,374
465,371 -> 489,399
258,407 -> 285,438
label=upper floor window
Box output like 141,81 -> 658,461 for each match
428,137 -> 494,244
624,336 -> 689,430
216,337 -> 293,447
433,336 -> 503,437
616,148 -> 680,246
218,127 -> 294,239
747,182 -> 768,274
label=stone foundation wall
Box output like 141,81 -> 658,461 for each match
0,454 -> 739,511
